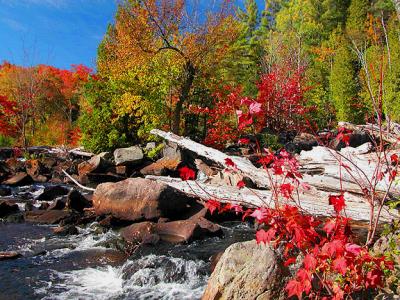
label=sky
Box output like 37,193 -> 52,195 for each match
0,0 -> 117,70
0,0 -> 262,71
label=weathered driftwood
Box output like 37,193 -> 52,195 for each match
150,129 -> 400,223
150,129 -> 400,197
146,175 -> 399,223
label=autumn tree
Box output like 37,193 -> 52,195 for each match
98,0 -> 239,135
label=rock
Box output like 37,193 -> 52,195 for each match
0,185 -> 11,196
0,251 -> 21,260
38,202 -> 50,210
53,225 -> 79,236
154,219 -> 222,244
47,199 -> 66,210
115,165 -> 127,175
93,178 -> 190,222
210,252 -> 224,273
85,173 -> 126,184
195,159 -> 218,178
41,157 -> 57,169
66,189 -> 92,212
113,146 -> 144,166
331,130 -> 372,150
162,142 -> 182,160
140,157 -> 181,176
0,200 -> 19,217
4,213 -> 24,223
5,158 -> 24,173
3,172 -> 33,186
202,240 -> 289,300
145,142 -> 156,151
33,175 -> 48,183
36,185 -> 69,201
0,148 -> 13,160
25,159 -> 43,178
120,221 -> 158,244
25,210 -> 71,224
285,132 -> 318,153
77,154 -> 110,177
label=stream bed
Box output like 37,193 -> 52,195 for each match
0,207 -> 254,300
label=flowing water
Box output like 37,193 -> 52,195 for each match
0,185 -> 255,300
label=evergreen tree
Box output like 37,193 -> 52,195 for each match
346,0 -> 370,32
330,38 -> 364,123
384,18 -> 400,121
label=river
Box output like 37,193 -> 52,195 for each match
0,184 -> 254,300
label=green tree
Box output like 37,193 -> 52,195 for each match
330,38 -> 365,122
384,18 -> 400,121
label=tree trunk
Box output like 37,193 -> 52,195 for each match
172,61 -> 195,134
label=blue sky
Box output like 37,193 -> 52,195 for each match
0,0 -> 117,70
0,0 -> 263,71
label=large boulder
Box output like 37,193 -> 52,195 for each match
93,178 -> 191,221
113,146 -> 144,166
202,240 -> 289,300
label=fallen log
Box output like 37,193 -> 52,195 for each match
146,175 -> 399,223
150,129 -> 400,196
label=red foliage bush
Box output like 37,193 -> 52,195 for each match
197,66 -> 310,148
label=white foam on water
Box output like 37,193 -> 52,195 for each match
38,255 -> 208,300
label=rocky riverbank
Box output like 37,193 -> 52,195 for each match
0,126 -> 397,299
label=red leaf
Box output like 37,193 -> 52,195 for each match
321,239 -> 345,258
224,158 -> 236,168
332,257 -> 347,275
204,199 -> 221,215
237,180 -> 246,189
328,194 -> 346,213
286,279 -> 304,300
391,153 -> 398,164
345,243 -> 362,256
366,269 -> 383,288
178,166 -> 195,181
284,257 -> 297,266
323,219 -> 336,235
238,138 -> 250,144
249,101 -> 262,114
250,208 -> 268,222
280,183 -> 294,199
256,228 -> 276,244
303,254 -> 317,271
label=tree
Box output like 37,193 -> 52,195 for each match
330,38 -> 365,123
384,17 -> 400,120
98,0 -> 239,135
